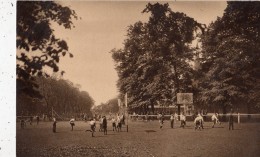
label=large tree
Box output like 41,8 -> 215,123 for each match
200,1 -> 260,114
111,3 -> 204,114
16,1 -> 77,97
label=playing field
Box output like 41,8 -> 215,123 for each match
17,120 -> 260,157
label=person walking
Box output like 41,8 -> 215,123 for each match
103,116 -> 107,135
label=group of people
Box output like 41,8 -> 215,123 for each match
20,115 -> 40,129
86,114 -> 125,137
157,111 -> 235,131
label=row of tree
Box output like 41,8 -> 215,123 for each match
17,75 -> 94,117
111,2 -> 260,114
91,98 -> 119,116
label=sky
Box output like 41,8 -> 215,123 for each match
52,1 -> 227,106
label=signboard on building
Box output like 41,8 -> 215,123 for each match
177,93 -> 193,104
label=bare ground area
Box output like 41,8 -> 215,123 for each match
17,120 -> 260,157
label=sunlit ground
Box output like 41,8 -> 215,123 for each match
17,120 -> 260,157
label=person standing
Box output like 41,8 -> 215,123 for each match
69,117 -> 75,131
30,116 -> 33,125
158,113 -> 163,129
103,116 -> 107,135
111,117 -> 116,131
229,111 -> 234,130
170,114 -> 174,128
36,115 -> 40,125
99,116 -> 103,132
117,114 -> 122,132
20,116 -> 25,129
53,117 -> 57,133
180,112 -> 186,128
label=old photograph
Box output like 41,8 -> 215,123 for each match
15,1 -> 260,157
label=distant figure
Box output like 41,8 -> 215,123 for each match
180,113 -> 186,128
30,116 -> 33,125
20,116 -> 26,129
103,116 -> 107,135
89,118 -> 96,137
174,113 -> 178,121
158,113 -> 163,129
229,112 -> 234,130
170,114 -> 174,128
99,116 -> 103,132
111,117 -> 116,131
145,113 -> 149,122
198,113 -> 204,129
117,114 -> 122,132
194,114 -> 203,130
36,115 -> 40,125
53,117 -> 57,133
211,113 -> 220,128
69,117 -> 75,131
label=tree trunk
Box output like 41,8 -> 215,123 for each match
173,63 -> 180,120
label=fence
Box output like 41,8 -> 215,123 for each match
129,113 -> 260,123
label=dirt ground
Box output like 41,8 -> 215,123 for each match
17,120 -> 260,157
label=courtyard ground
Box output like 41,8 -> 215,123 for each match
17,120 -> 260,157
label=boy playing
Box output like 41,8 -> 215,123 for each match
194,114 -> 203,130
69,117 -> 75,131
89,118 -> 96,137
180,112 -> 186,128
211,113 -> 220,128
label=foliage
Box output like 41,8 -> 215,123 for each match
17,76 -> 94,116
91,98 -> 119,115
111,3 -> 203,112
199,1 -> 260,110
16,1 -> 77,97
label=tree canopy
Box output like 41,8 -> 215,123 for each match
17,1 -> 77,97
111,3 -> 204,113
199,1 -> 260,112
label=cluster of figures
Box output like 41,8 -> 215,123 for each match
86,114 -> 125,137
157,111 -> 235,131
20,115 -> 40,129
51,114 -> 126,137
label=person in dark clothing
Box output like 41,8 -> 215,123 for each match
103,116 -> 107,135
21,116 -> 26,129
53,117 -> 57,133
229,112 -> 234,130
30,116 -> 33,125
36,115 -> 40,125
